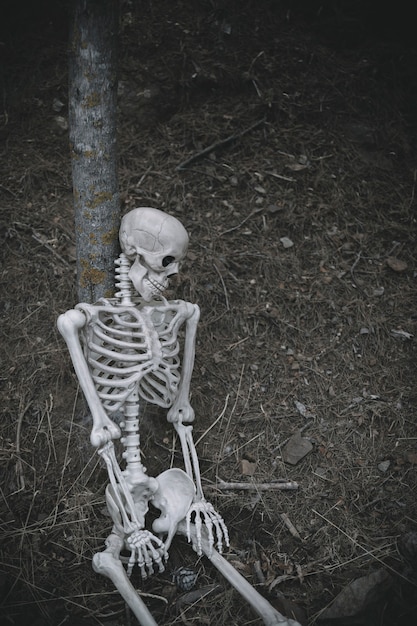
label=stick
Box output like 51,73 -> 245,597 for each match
176,119 -> 265,170
280,513 -> 303,541
15,400 -> 32,492
213,479 -> 298,491
350,251 -> 366,295
264,170 -> 296,183
195,394 -> 229,446
220,207 -> 264,236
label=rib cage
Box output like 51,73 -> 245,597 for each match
76,301 -> 182,412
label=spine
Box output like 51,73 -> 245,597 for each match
115,253 -> 134,306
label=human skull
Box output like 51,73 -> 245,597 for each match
119,207 -> 189,301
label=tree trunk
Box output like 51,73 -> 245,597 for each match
69,0 -> 120,303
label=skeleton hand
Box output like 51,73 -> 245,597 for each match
126,529 -> 168,578
167,398 -> 195,424
186,499 -> 229,556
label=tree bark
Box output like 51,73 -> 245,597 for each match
69,0 -> 120,303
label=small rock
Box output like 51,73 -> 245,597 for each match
52,98 -> 65,112
282,431 -> 313,465
378,460 -> 390,473
280,236 -> 294,248
387,256 -> 408,272
53,115 -> 68,132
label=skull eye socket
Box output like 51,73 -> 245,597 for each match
162,255 -> 175,267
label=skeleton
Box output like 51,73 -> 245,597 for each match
58,207 -> 301,626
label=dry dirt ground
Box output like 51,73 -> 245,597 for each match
1,1 -> 417,625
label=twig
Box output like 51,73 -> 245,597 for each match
176,118 -> 265,170
253,560 -> 266,584
176,584 -> 222,609
195,394 -> 229,446
280,512 -> 303,540
213,262 -> 230,309
0,183 -> 18,197
215,365 -> 245,479
409,168 -> 416,213
349,251 -> 366,294
312,509 -> 413,584
214,479 -> 299,491
15,400 -> 32,492
220,207 -> 264,236
135,165 -> 153,187
264,170 -> 296,183
32,232 -> 70,266
52,388 -> 79,525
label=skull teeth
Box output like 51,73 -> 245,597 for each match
146,277 -> 166,294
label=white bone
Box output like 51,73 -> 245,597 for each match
166,302 -> 200,425
119,207 -> 189,302
92,535 -> 158,626
98,438 -> 167,579
99,441 -> 141,534
178,522 -> 302,626
99,441 -> 158,533
126,529 -> 166,578
59,207 -> 296,626
173,421 -> 229,554
152,468 -> 196,550
57,308 -> 121,447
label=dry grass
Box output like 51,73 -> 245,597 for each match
1,1 -> 417,625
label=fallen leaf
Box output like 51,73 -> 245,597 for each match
213,352 -> 225,363
387,256 -> 408,272
282,431 -> 313,465
240,458 -> 257,476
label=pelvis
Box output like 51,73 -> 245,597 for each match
105,466 -> 196,553
152,468 -> 196,550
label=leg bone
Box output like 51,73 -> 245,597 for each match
93,546 -> 158,626
177,521 -> 302,626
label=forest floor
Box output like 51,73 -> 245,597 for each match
1,1 -> 417,625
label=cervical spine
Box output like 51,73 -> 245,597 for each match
115,254 -> 134,306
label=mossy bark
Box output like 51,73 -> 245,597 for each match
69,0 -> 120,303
